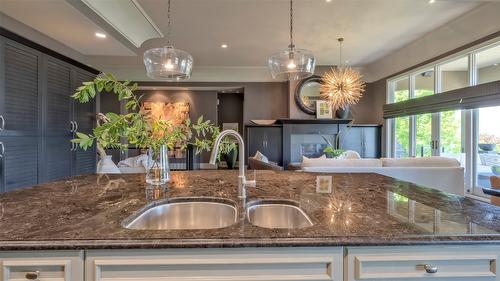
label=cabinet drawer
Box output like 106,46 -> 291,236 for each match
346,246 -> 499,281
0,250 -> 84,281
87,247 -> 343,281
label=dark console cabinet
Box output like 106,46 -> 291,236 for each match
245,121 -> 382,170
246,126 -> 282,165
339,125 -> 382,158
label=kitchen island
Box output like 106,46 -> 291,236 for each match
0,170 -> 500,280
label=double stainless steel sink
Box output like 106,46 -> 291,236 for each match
123,197 -> 313,230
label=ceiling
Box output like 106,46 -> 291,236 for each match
0,0 -> 136,56
0,0 -> 494,81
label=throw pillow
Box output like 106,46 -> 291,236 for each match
254,151 -> 269,163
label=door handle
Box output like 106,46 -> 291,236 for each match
25,271 -> 40,280
0,115 -> 4,131
70,121 -> 75,133
422,264 -> 438,274
73,121 -> 78,132
0,142 -> 4,158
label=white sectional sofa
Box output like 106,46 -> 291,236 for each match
301,157 -> 465,196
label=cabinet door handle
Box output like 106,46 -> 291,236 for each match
70,121 -> 75,133
0,115 -> 4,131
74,121 -> 78,132
423,264 -> 438,274
0,142 -> 4,158
25,271 -> 40,280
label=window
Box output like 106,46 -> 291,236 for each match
438,57 -> 468,166
471,44 -> 500,195
414,69 -> 434,98
391,77 -> 410,158
440,56 -> 469,92
477,44 -> 500,85
475,106 -> 500,192
386,38 -> 500,197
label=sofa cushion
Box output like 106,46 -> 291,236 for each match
381,156 -> 460,167
302,158 -> 382,168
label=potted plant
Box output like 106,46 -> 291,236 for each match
71,73 -> 220,184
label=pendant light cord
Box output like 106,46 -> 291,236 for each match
289,0 -> 294,49
166,0 -> 172,45
338,37 -> 344,68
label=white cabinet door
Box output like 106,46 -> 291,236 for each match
86,247 -> 343,281
0,250 -> 84,281
345,245 -> 499,281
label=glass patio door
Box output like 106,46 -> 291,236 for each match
413,70 -> 435,158
435,56 -> 469,166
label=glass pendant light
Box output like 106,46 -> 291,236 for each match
143,0 -> 193,81
268,0 -> 315,80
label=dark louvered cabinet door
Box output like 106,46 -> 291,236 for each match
246,126 -> 282,165
45,59 -> 72,136
0,40 -> 41,137
42,137 -> 72,182
72,70 -> 96,175
0,38 -> 41,192
40,58 -> 72,182
0,137 -> 39,192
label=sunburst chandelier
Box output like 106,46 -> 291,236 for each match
143,0 -> 193,81
267,0 -> 316,80
320,38 -> 365,110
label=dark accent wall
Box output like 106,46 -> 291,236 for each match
135,81 -> 289,125
362,79 -> 387,156
357,79 -> 386,125
288,77 -> 386,125
137,90 -> 218,125
136,90 -> 217,163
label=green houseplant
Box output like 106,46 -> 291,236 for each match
71,73 -> 228,183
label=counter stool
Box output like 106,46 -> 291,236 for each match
490,176 -> 500,206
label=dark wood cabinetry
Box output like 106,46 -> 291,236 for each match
72,70 -> 97,175
0,36 -> 97,192
339,125 -> 382,158
246,126 -> 282,165
245,121 -> 382,170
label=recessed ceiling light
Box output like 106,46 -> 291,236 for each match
326,0 -> 332,2
429,0 -> 435,3
221,44 -> 228,48
95,32 -> 106,39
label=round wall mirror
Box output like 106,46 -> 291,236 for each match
295,76 -> 322,115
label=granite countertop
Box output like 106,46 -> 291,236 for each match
0,170 -> 500,250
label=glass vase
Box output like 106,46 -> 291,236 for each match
146,145 -> 170,185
